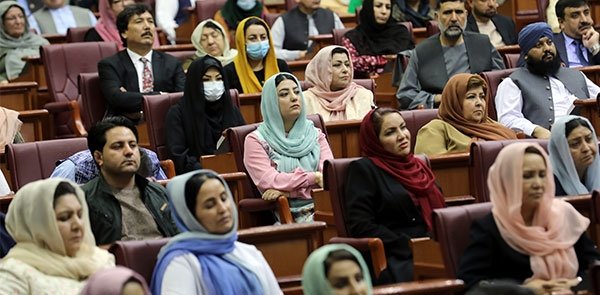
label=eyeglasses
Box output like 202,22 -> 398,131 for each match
4,14 -> 25,22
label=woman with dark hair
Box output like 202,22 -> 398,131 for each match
0,179 -> 114,294
224,17 -> 290,94
166,55 -> 245,174
302,244 -> 372,295
342,0 -> 413,78
549,115 -> 600,196
458,143 -> 600,293
345,107 -> 445,283
244,73 -> 333,223
183,19 -> 238,70
151,170 -> 282,294
214,0 -> 268,44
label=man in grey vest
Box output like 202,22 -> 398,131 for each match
396,0 -> 504,110
271,0 -> 344,61
495,22 -> 600,139
28,0 -> 96,35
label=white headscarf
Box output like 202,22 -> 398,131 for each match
191,19 -> 238,66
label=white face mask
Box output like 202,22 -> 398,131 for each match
204,80 -> 225,102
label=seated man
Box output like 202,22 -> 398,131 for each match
554,0 -> 600,67
496,22 -> 600,139
82,116 -> 177,245
28,0 -> 96,35
465,0 -> 516,47
50,146 -> 167,184
271,0 -> 344,61
396,0 -> 504,110
98,3 -> 185,121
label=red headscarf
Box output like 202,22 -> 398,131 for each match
359,109 -> 446,230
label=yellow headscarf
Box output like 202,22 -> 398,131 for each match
232,17 -> 280,94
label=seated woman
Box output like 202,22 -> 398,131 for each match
0,179 -> 115,294
303,45 -> 375,122
458,143 -> 600,293
345,107 -> 446,283
224,17 -> 290,94
151,170 -> 282,294
342,0 -> 413,78
302,244 -> 372,295
214,0 -> 268,45
166,55 -> 246,174
0,1 -> 48,83
82,266 -> 150,295
395,0 -> 434,28
549,115 -> 600,196
244,73 -> 334,223
415,74 -> 516,156
183,19 -> 238,70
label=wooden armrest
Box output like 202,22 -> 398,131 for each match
329,236 -> 387,278
44,101 -> 71,113
0,193 -> 15,213
373,279 -> 464,294
0,81 -> 37,90
21,56 -> 41,64
238,198 -> 279,212
159,159 -> 176,179
445,195 -> 476,206
18,109 -> 50,140
67,100 -> 87,137
573,98 -> 596,107
287,60 -> 311,68
156,44 -> 195,52
308,34 -> 333,41
428,152 -> 470,167
41,34 -> 66,44
276,196 -> 293,224
239,221 -> 326,239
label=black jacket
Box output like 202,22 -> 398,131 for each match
465,14 -> 517,45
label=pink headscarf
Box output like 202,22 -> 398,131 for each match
304,45 -> 365,120
488,142 -> 590,280
81,266 -> 150,294
95,0 -> 159,50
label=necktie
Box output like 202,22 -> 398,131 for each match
140,57 -> 154,92
575,40 -> 590,66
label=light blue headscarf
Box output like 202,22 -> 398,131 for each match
256,73 -> 321,173
549,115 -> 600,195
151,170 -> 263,295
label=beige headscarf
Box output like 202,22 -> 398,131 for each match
191,19 -> 238,66
5,178 -> 114,280
488,143 -> 589,280
0,107 -> 22,153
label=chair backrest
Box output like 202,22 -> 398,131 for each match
195,0 -> 227,22
332,28 -> 352,46
6,138 -> 88,190
426,20 -> 440,36
591,260 -> 600,295
66,27 -> 92,43
469,139 -> 548,202
503,53 -> 520,69
399,109 -> 439,153
109,238 -> 169,285
143,90 -> 240,161
263,13 -> 280,28
78,72 -> 105,131
478,68 -> 517,120
431,202 -> 492,278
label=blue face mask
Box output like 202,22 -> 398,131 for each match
237,0 -> 256,11
246,40 -> 270,60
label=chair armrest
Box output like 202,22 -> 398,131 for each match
276,196 -> 293,224
329,236 -> 387,278
44,101 -> 71,113
159,159 -> 176,179
0,193 -> 15,214
445,195 -> 476,206
373,279 -> 464,294
67,100 -> 87,137
237,196 -> 294,224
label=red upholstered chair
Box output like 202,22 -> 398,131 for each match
469,139 -> 547,202
41,42 -> 119,138
332,28 -> 352,46
65,27 -> 92,43
478,68 -> 517,120
503,53 -> 520,69
426,20 -> 440,36
263,13 -> 280,28
399,109 -> 439,153
225,114 -> 327,227
78,72 -> 104,132
109,238 -> 169,284
195,0 -> 226,22
5,137 -> 88,190
431,202 -> 493,278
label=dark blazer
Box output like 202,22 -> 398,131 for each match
554,32 -> 600,66
466,14 -> 517,45
457,213 -> 600,290
98,50 -> 186,116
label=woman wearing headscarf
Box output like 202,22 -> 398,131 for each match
0,106 -> 23,154
458,143 -> 600,293
0,179 -> 115,294
0,1 -> 48,83
302,244 -> 373,295
244,73 -> 333,223
214,0 -> 268,45
151,170 -> 282,294
414,73 -> 516,156
549,115 -> 600,196
224,17 -> 290,94
394,0 -> 434,28
166,55 -> 245,175
303,45 -> 375,122
82,266 -> 150,295
183,19 -> 238,70
345,107 -> 446,283
341,0 -> 413,78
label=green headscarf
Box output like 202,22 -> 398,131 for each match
0,1 -> 48,81
302,244 -> 373,295
256,73 -> 321,173
220,0 -> 263,30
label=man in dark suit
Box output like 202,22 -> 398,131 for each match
553,0 -> 600,67
98,3 -> 185,121
465,0 -> 517,47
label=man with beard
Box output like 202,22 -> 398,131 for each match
554,0 -> 600,67
496,22 -> 600,139
98,3 -> 185,122
465,0 -> 516,47
396,0 -> 504,110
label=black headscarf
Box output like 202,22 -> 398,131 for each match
345,0 -> 414,55
171,55 -> 245,173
